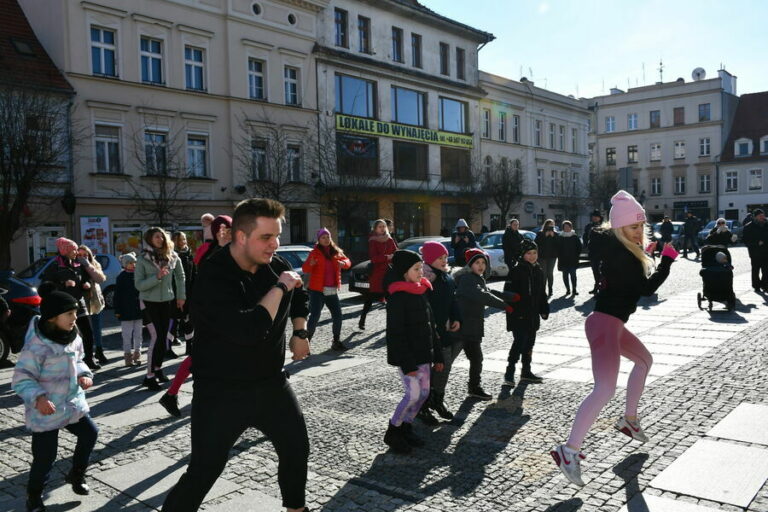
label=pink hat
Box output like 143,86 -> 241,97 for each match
316,227 -> 331,240
421,241 -> 448,265
56,237 -> 78,255
609,190 -> 646,229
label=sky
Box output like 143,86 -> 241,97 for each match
419,0 -> 768,98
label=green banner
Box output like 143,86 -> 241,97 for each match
335,114 -> 473,149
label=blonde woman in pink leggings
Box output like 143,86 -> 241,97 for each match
551,190 -> 679,486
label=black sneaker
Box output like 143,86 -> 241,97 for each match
520,371 -> 544,383
142,376 -> 162,391
65,469 -> 90,495
159,393 -> 181,417
467,387 -> 492,400
165,348 -> 179,360
431,393 -> 454,420
416,407 -> 439,426
171,338 -> 182,346
331,340 -> 348,351
26,493 -> 46,512
154,369 -> 170,383
84,358 -> 101,371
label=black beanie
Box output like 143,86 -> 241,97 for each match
391,250 -> 422,278
518,239 -> 538,260
40,290 -> 78,322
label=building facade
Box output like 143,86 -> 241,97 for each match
586,69 -> 739,223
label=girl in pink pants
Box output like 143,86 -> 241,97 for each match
551,190 -> 679,486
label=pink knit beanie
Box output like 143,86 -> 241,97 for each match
609,190 -> 646,229
316,227 -> 331,240
421,241 -> 449,265
56,237 -> 78,255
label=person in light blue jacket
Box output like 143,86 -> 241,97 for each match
12,288 -> 99,512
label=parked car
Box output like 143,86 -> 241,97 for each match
697,220 -> 743,244
276,245 -> 312,274
348,236 -> 452,294
0,270 -> 41,364
652,221 -> 685,250
17,254 -> 123,309
478,230 -> 536,277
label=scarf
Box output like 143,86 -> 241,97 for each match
387,277 -> 433,295
40,320 -> 78,345
560,231 -> 576,238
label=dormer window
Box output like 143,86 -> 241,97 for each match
735,138 -> 752,157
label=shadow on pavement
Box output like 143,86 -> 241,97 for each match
542,497 -> 584,511
613,452 -> 649,512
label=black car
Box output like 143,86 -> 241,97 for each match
0,270 -> 41,363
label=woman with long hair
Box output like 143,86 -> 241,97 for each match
134,227 -> 186,391
77,245 -> 108,364
551,191 -> 679,486
535,219 -> 559,297
302,228 -> 351,351
358,219 -> 397,330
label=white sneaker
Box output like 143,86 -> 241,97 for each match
550,444 -> 585,486
614,416 -> 649,443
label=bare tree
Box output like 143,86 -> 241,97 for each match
0,87 -> 75,269
481,156 -> 524,227
586,164 -> 618,212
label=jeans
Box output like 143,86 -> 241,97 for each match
307,290 -> 343,340
91,312 -> 103,349
162,375 -> 309,511
461,336 -> 484,389
682,235 -> 700,257
144,300 -> 172,375
430,336 -> 464,394
506,327 -> 537,379
561,267 -> 577,292
540,258 -> 556,294
28,415 -> 99,493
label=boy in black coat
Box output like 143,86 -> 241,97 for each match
557,221 -> 583,296
503,239 -> 550,387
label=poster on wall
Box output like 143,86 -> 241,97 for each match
79,216 -> 111,255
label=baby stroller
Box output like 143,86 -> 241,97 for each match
697,245 -> 735,312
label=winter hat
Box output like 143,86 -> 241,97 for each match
609,190 -> 646,229
391,250 -> 422,278
56,237 -> 78,256
464,248 -> 489,268
211,215 -> 232,240
201,213 -> 215,240
754,208 -> 765,217
40,289 -> 78,322
316,227 -> 331,240
119,252 -> 137,267
455,218 -> 469,229
519,239 -> 538,260
421,241 -> 448,265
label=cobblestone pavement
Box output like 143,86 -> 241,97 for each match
1,246 -> 767,511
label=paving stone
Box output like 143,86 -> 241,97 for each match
706,403 -> 768,446
454,358 -> 550,374
618,494 -> 724,512
204,490 -> 282,511
283,353 -> 374,378
649,439 -> 768,507
2,484 -> 126,511
531,343 -> 589,356
542,367 -> 656,387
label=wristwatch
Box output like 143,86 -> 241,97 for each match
274,282 -> 289,294
292,329 -> 309,339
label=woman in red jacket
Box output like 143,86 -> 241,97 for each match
302,228 -> 352,351
358,219 -> 397,330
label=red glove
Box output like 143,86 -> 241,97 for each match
505,305 -> 515,313
509,292 -> 521,303
661,244 -> 679,260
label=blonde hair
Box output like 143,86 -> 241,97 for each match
371,219 -> 389,236
541,218 -> 555,230
609,222 -> 652,276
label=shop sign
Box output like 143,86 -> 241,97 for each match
336,114 -> 473,149
524,201 -> 535,213
80,216 -> 110,255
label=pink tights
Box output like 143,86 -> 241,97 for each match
168,356 -> 192,396
566,312 -> 653,449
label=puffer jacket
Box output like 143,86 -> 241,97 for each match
302,247 -> 351,292
12,317 -> 93,433
41,256 -> 92,316
454,266 -> 513,339
134,246 -> 186,303
504,259 -> 549,331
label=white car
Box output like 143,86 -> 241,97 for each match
477,230 -> 536,277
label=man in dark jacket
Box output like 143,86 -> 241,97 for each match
583,210 -> 604,294
659,216 -> 674,253
163,198 -> 311,512
451,219 -> 477,266
502,218 -> 524,269
682,211 -> 702,259
742,209 -> 768,293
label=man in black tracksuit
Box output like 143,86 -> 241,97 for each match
682,211 -> 702,259
743,209 -> 768,293
163,199 -> 311,512
583,210 -> 604,294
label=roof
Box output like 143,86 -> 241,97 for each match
0,0 -> 73,93
721,91 -> 768,162
388,0 -> 495,44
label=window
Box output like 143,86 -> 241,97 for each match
674,175 -> 686,195
605,116 -> 615,133
456,48 -> 465,80
725,171 -> 738,192
140,37 -> 163,84
650,143 -> 661,161
284,66 -> 300,105
90,27 -> 116,76
627,113 -> 638,130
393,203 -> 426,240
498,112 -> 506,141
334,8 -> 348,47
336,134 -> 378,176
549,123 -> 555,148
651,177 -> 661,196
550,170 -> 556,195
184,46 -> 205,91
441,203 -> 471,234
558,125 -> 565,150
571,127 -> 577,152
737,141 -> 751,156
440,147 -> 470,181
187,135 -> 208,177
560,170 -> 567,195
650,110 -> 660,128
483,155 -> 493,175
627,145 -> 638,163
572,172 -> 579,195
699,174 -> 711,193
248,58 -> 265,100
393,141 -> 427,180
698,103 -> 711,122
534,120 -> 542,146
391,86 -> 425,126
391,27 -> 403,62
513,115 -> 521,143
673,107 -> 685,126
94,125 -> 120,173
144,131 -> 167,175
438,97 -> 467,133
251,140 -> 267,180
537,169 -> 543,195
674,141 -> 686,159
287,145 -> 301,181
411,34 -> 422,68
606,147 -> 616,166
439,42 -> 449,75
699,137 -> 711,156
335,74 -> 376,118
481,109 -> 490,139
749,169 -> 763,190
358,16 -> 370,53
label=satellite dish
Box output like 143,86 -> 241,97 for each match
692,67 -> 706,81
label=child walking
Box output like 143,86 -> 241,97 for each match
12,288 -> 99,512
503,239 -> 550,387
455,248 -> 518,400
384,250 -> 444,454
115,253 -> 143,366
551,190 -> 678,486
